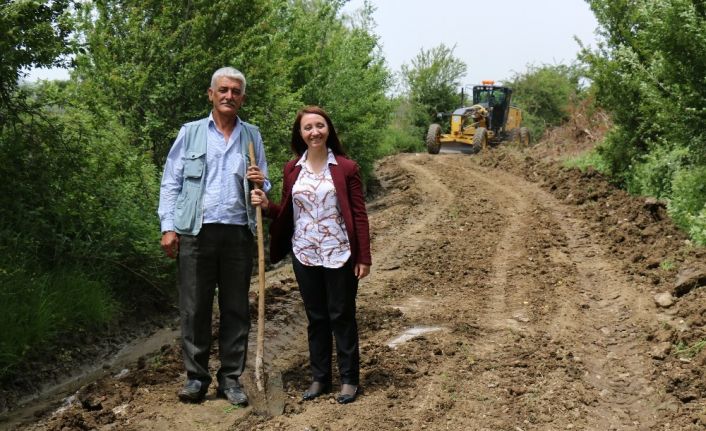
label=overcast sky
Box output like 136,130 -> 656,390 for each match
27,0 -> 600,85
341,0 -> 600,88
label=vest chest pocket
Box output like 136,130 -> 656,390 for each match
183,151 -> 205,178
174,151 -> 205,233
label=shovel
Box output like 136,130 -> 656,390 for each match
245,142 -> 285,416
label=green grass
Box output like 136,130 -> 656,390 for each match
659,260 -> 675,271
223,405 -> 244,413
0,267 -> 116,378
688,209 -> 706,246
674,339 -> 706,359
562,149 -> 610,173
377,126 -> 424,157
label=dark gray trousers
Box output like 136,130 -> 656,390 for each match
292,256 -> 360,386
177,224 -> 253,389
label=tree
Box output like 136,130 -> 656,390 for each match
72,0 -> 291,165
581,0 -> 706,243
400,44 -> 467,132
280,0 -> 391,178
73,0 -> 391,178
508,63 -> 584,139
0,0 -> 73,111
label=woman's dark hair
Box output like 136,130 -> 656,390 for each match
290,106 -> 346,157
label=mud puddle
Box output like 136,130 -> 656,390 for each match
386,326 -> 444,348
1,325 -> 179,429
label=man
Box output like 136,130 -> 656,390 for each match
158,67 -> 270,406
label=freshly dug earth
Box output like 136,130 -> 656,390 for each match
10,145 -> 706,430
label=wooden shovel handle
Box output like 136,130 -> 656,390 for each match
249,142 -> 266,392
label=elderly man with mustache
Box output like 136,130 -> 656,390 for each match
158,67 -> 270,406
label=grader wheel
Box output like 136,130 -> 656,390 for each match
520,127 -> 531,147
508,128 -> 521,146
426,123 -> 442,154
473,127 -> 488,152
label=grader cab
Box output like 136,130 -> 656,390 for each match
426,81 -> 530,154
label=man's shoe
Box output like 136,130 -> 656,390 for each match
302,381 -> 331,401
178,379 -> 208,403
336,384 -> 359,404
217,385 -> 248,406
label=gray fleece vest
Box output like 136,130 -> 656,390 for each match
173,118 -> 258,235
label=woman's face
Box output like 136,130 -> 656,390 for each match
300,113 -> 329,151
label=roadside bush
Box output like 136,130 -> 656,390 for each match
0,85 -> 167,289
669,166 -> 706,244
378,126 -> 423,156
688,208 -> 706,246
581,0 -> 706,244
626,145 -> 690,199
507,64 -> 583,140
376,98 -> 425,156
595,126 -> 646,185
563,148 -> 610,174
0,83 -> 170,378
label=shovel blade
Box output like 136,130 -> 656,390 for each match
242,370 -> 285,417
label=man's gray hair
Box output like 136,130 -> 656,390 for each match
210,67 -> 247,93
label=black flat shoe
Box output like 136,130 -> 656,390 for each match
336,384 -> 360,404
302,381 -> 331,401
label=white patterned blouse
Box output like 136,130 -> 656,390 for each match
291,149 -> 351,268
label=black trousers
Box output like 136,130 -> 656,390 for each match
292,256 -> 360,386
177,224 -> 253,389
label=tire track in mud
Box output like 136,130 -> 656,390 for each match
360,155 -> 457,431
356,154 -> 531,430
365,155 -> 454,278
434,155 -> 665,430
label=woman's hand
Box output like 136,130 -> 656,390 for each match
246,165 -> 266,188
354,263 -> 370,280
250,188 -> 269,209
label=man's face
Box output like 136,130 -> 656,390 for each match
208,76 -> 245,117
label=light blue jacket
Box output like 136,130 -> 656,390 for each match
163,117 -> 263,236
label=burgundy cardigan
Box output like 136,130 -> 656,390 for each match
266,154 -> 372,267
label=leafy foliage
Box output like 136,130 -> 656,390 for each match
73,0 -> 391,180
0,80 -> 168,291
669,166 -> 706,239
72,0 -> 281,165
400,44 -> 467,133
0,0 -> 73,108
0,80 -> 167,377
377,97 -> 426,155
563,148 -> 611,173
507,64 -> 585,140
581,0 -> 706,244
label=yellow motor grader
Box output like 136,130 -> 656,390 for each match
426,81 -> 530,154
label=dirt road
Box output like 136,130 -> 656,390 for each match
13,148 -> 706,430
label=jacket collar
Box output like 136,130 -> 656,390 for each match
295,148 -> 338,167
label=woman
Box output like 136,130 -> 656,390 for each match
251,106 -> 371,404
